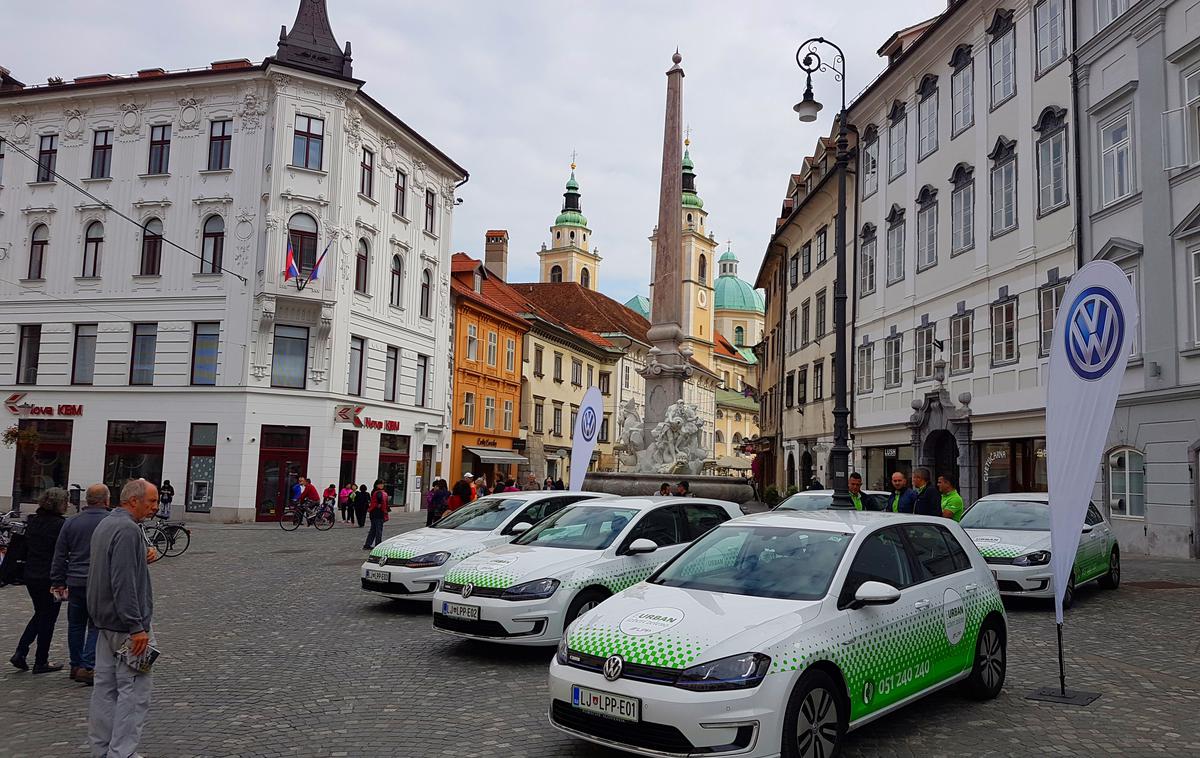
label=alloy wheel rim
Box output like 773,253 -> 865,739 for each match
795,686 -> 838,758
979,629 -> 1004,690
578,600 -> 599,615
1111,553 -> 1120,582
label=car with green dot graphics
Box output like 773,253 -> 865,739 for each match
548,510 -> 1007,758
361,492 -> 605,599
431,496 -> 742,645
961,493 -> 1120,608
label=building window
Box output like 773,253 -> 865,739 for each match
991,299 -> 1018,365
915,324 -> 935,381
785,372 -> 795,407
815,290 -> 827,338
1097,0 -> 1130,29
815,228 -> 828,266
37,134 -> 58,182
587,364 -> 594,388
989,14 -> 1016,107
990,138 -> 1018,235
813,362 -> 825,401
734,325 -> 745,346
580,266 -> 591,289
83,221 -> 103,277
801,242 -> 812,276
503,400 -> 514,432
534,402 -> 545,433
1124,268 -> 1140,356
797,367 -> 808,404
950,313 -> 973,374
1100,114 -> 1133,206
1193,251 -> 1200,344
917,76 -> 938,159
884,335 -> 902,387
1036,108 -> 1069,215
506,338 -> 516,372
463,393 -> 476,428
698,254 -> 707,283
1039,281 -> 1068,356
28,224 -> 48,279
385,345 -> 400,402
73,324 -> 97,385
1035,0 -> 1066,73
857,343 -> 874,394
950,164 -> 975,255
552,406 -> 563,436
292,114 -> 324,170
1107,448 -> 1144,517
191,322 -> 220,386
424,189 -> 436,234
394,170 -> 407,216
207,120 -> 232,171
571,359 -> 583,386
534,345 -> 544,376
916,187 -> 938,271
466,324 -> 478,361
862,131 -> 879,197
623,364 -> 630,389
886,207 -> 905,285
147,124 -> 171,174
201,215 -> 224,274
17,325 -> 41,385
860,225 -> 877,296
91,129 -> 113,179
420,269 -> 432,318
139,218 -> 162,275
487,331 -> 498,366
599,414 -> 609,443
103,421 -> 167,496
788,253 -> 799,287
598,371 -> 611,394
271,324 -> 308,389
788,309 -> 798,352
357,147 -> 375,198
484,397 -> 496,430
549,264 -> 563,283
950,46 -> 974,136
0,138 -> 4,184
554,352 -> 563,381
287,213 -> 319,275
350,239 -> 367,295
888,103 -> 907,180
415,354 -> 429,406
801,300 -> 811,345
130,323 -> 158,386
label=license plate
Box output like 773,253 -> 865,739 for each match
441,601 -> 480,621
571,685 -> 640,723
366,570 -> 390,583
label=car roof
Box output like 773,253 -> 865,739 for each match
473,491 -> 606,503
574,495 -> 739,512
975,492 -> 1050,503
783,489 -> 890,496
733,509 -> 948,532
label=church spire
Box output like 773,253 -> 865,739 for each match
274,0 -> 354,79
555,162 -> 588,228
682,137 -> 704,209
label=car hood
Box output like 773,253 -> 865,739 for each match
965,528 -> 1050,559
442,542 -> 597,589
370,527 -> 490,562
565,581 -> 822,670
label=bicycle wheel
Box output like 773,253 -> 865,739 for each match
313,509 -> 334,531
144,525 -> 167,562
164,525 -> 191,557
280,505 -> 301,531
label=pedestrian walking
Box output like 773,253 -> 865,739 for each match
50,483 -> 110,686
157,480 -> 174,520
503,478 -> 520,493
338,483 -> 353,523
543,477 -> 554,490
363,480 -> 390,550
88,478 -> 159,758
427,480 -> 450,526
353,485 -> 370,527
10,487 -> 69,674
447,479 -> 473,513
523,475 -> 540,491
475,475 -> 490,497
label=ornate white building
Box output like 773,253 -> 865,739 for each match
0,1 -> 466,520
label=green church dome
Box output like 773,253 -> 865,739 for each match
555,170 -> 588,228
719,250 -> 737,263
715,257 -> 765,314
554,210 -> 589,227
681,148 -> 704,210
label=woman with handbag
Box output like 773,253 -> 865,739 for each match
10,488 -> 69,674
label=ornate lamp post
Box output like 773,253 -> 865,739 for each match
794,38 -> 853,509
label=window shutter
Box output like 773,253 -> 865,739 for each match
1162,107 -> 1190,170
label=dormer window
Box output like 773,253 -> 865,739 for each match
473,271 -> 482,293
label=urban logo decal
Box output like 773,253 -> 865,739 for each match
618,607 -> 685,636
580,407 -> 598,442
1064,286 -> 1125,381
942,588 -> 965,645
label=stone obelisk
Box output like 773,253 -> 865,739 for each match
640,50 -> 692,433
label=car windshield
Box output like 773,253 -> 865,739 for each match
511,505 -> 638,550
433,497 -> 528,531
777,493 -> 886,512
960,499 -> 1050,531
650,525 -> 851,601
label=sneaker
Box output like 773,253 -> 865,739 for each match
9,655 -> 28,671
32,663 -> 64,674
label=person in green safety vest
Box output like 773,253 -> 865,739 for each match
889,472 -> 917,514
848,472 -> 865,510
937,473 -> 965,521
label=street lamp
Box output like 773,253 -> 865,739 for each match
794,37 -> 853,509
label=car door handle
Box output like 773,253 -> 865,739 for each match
964,583 -> 980,593
913,599 -> 931,610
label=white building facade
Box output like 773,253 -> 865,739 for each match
0,2 -> 466,520
849,0 -> 1076,502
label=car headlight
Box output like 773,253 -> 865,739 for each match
675,652 -> 771,692
1013,550 -> 1051,566
555,636 -> 570,665
500,577 -> 560,601
403,551 -> 450,568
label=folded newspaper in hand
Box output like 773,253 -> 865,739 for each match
115,642 -> 161,674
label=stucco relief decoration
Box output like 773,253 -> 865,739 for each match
344,108 -> 362,150
118,103 -> 144,137
177,97 -> 205,134
235,208 -> 255,241
63,109 -> 87,142
236,92 -> 268,134
252,296 -> 277,379
272,74 -> 293,94
0,243 -> 10,262
234,245 -> 251,271
441,183 -> 457,213
412,159 -> 428,189
264,214 -> 281,232
380,138 -> 398,169
11,114 -> 31,145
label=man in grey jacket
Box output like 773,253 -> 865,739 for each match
50,483 -> 110,686
88,479 -> 158,758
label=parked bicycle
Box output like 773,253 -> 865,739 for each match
280,499 -> 334,531
140,521 -> 166,564
147,515 -> 191,558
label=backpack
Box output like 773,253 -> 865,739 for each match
0,530 -> 28,587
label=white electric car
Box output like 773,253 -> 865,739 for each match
431,496 -> 743,645
776,490 -> 892,512
961,493 -> 1120,607
549,510 -> 1007,758
360,491 -> 604,599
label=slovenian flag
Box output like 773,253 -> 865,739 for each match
284,240 -> 299,281
306,241 -> 331,284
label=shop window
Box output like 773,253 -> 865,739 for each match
1108,448 -> 1145,517
186,423 -> 217,513
379,433 -> 410,508
340,430 -> 359,487
271,325 -> 309,389
104,421 -> 166,494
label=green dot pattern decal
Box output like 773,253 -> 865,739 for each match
568,622 -> 711,669
973,543 -> 1029,559
442,565 -> 521,589
563,561 -> 664,595
371,542 -> 486,565
371,545 -> 420,561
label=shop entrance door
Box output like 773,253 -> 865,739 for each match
923,430 -> 960,485
256,426 -> 310,522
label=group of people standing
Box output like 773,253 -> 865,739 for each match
885,467 -> 965,520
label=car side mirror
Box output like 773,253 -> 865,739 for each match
849,581 -> 901,610
1081,524 -> 1094,534
626,538 -> 658,555
509,522 -> 533,534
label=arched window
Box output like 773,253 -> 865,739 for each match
141,218 -> 163,275
28,224 -> 48,279
550,264 -> 563,283
698,254 -> 707,283
580,267 -> 591,289
420,268 -> 432,318
716,409 -> 724,419
355,239 -> 370,294
201,215 -> 224,274
390,255 -> 404,307
715,430 -> 724,444
82,221 -> 103,277
734,325 -> 745,346
1108,448 -> 1145,518
733,432 -> 743,444
287,213 -> 318,274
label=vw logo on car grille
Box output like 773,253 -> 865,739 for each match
581,407 -> 598,442
1064,286 -> 1125,381
378,556 -> 388,567
461,583 -> 474,599
603,655 -> 624,682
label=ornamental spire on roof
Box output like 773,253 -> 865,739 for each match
275,0 -> 354,79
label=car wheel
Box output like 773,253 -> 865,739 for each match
782,669 -> 846,758
1063,572 -> 1076,610
965,618 -> 1006,700
1098,548 -> 1120,590
564,588 -> 608,628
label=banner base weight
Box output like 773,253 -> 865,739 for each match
1026,687 -> 1101,706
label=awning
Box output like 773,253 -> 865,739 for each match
715,455 -> 752,471
465,446 -> 529,465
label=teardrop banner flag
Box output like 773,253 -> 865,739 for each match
569,387 -> 604,491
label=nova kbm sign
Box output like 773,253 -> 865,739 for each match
5,393 -> 84,417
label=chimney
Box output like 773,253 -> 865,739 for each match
484,230 -> 509,281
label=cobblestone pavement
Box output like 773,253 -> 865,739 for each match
2,511 -> 1199,758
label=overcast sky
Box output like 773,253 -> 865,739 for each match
3,0 -> 944,305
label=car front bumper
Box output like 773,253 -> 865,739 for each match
987,561 -> 1054,598
431,589 -> 568,646
359,562 -> 442,598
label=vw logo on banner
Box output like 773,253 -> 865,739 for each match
568,386 -> 605,492
580,407 -> 598,442
1064,286 -> 1125,381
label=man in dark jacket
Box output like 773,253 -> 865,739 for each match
363,480 -> 390,549
888,472 -> 918,514
50,483 -> 110,685
10,487 -> 68,674
353,484 -> 370,527
911,467 -> 942,517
